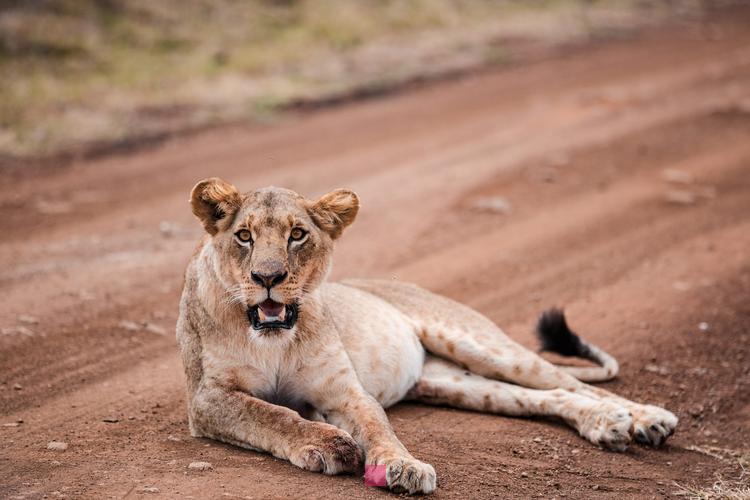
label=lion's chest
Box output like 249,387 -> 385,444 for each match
204,343 -> 311,414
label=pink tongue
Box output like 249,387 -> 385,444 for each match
259,299 -> 284,317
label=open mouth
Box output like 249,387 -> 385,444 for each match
248,299 -> 298,331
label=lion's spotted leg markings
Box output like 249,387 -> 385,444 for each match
416,320 -> 676,448
409,357 -> 633,451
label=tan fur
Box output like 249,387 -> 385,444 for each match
177,180 -> 677,495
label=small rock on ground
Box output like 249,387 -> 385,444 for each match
17,315 -> 39,325
1,326 -> 34,337
661,168 -> 694,185
470,196 -> 513,215
644,363 -> 670,375
664,190 -> 697,205
188,461 -> 213,471
144,323 -> 167,335
118,320 -> 141,332
47,441 -> 68,451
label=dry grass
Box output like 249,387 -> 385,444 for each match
674,446 -> 750,499
0,0 -> 706,160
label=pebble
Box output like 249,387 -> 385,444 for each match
661,169 -> 693,185
118,320 -> 166,335
520,472 -> 529,478
35,200 -> 73,215
17,315 -> 39,325
188,461 -> 213,471
47,441 -> 68,451
139,487 -> 160,494
167,435 -> 181,442
13,384 -> 23,391
144,323 -> 167,336
118,320 -> 141,332
471,196 -> 513,215
688,405 -> 705,418
102,416 -> 120,423
644,363 -> 670,375
664,190 -> 696,205
1,326 -> 34,337
698,322 -> 710,332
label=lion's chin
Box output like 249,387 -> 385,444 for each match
248,299 -> 299,331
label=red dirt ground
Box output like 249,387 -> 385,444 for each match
1,8 -> 749,499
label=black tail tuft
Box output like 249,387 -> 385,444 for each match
535,308 -> 590,358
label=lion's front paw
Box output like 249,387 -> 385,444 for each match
631,404 -> 678,447
289,427 -> 362,475
379,456 -> 436,494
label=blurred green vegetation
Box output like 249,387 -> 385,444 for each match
0,0 -> 701,159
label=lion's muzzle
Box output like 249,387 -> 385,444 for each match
248,299 -> 299,331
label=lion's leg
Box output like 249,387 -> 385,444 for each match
408,356 -> 632,450
418,317 -> 581,391
419,322 -> 677,446
188,382 -> 362,475
346,280 -> 678,447
299,350 -> 436,494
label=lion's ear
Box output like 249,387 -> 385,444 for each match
190,178 -> 242,235
308,188 -> 359,239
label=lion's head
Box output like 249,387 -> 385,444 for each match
190,178 -> 359,334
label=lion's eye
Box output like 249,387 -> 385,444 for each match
236,229 -> 253,244
289,228 -> 307,242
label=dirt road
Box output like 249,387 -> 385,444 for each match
2,8 -> 750,499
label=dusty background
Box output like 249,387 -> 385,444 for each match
2,4 -> 750,500
0,0 -> 706,161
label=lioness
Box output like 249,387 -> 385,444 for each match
177,178 -> 678,494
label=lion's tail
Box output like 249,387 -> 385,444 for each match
535,308 -> 619,383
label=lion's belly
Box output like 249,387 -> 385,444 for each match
322,283 -> 425,408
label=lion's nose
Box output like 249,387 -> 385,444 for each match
251,270 -> 288,289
